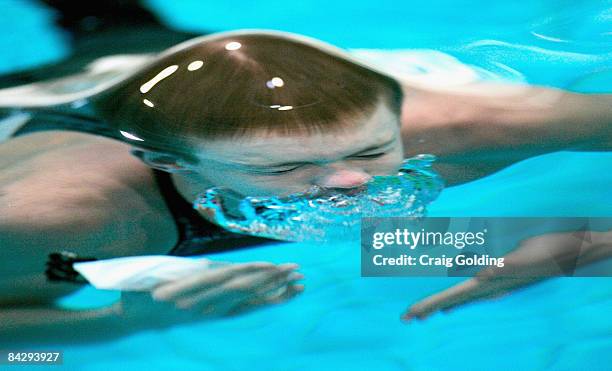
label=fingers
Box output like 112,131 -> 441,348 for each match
149,261 -> 303,319
173,265 -> 300,312
232,265 -> 302,297
401,274 -> 542,322
152,262 -> 292,301
401,279 -> 481,322
257,275 -> 305,303
239,270 -> 304,305
256,283 -> 306,305
225,284 -> 306,317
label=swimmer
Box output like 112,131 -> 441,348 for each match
1,12 -> 611,342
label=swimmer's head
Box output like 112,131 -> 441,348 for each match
93,32 -> 404,197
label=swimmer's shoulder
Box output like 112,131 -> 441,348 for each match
0,131 -> 178,305
0,131 -> 178,257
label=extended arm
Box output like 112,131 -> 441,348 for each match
402,229 -> 612,321
401,84 -> 612,185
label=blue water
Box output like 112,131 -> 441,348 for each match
3,1 -> 612,370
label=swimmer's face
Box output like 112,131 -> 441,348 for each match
189,102 -> 403,197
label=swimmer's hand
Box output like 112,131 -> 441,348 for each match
401,274 -> 538,323
401,230 -> 612,322
119,262 -> 304,326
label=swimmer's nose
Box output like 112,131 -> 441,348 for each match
317,166 -> 372,189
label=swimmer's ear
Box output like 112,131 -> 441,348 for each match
130,148 -> 193,173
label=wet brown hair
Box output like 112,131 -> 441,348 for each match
93,33 -> 403,160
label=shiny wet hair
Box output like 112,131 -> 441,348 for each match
92,33 -> 403,161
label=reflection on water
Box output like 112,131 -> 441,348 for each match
194,154 -> 444,242
447,2 -> 612,91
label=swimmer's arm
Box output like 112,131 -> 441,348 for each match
0,302 -> 141,345
0,226 -> 163,345
477,87 -> 612,152
0,203 -> 171,344
402,229 -> 612,321
401,84 -> 612,185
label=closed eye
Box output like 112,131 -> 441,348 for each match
247,166 -> 302,175
350,152 -> 387,159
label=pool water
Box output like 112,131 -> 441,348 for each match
4,1 -> 612,370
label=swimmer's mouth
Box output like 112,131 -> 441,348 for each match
334,185 -> 367,196
299,184 -> 368,199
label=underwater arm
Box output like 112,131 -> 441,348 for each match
0,224 -> 160,345
0,263 -> 303,345
401,229 -> 612,321
0,189 -> 303,344
0,303 -> 134,345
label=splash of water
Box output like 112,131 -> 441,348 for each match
193,154 -> 444,242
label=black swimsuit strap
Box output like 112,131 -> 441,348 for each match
151,169 -> 271,256
151,169 -> 226,255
